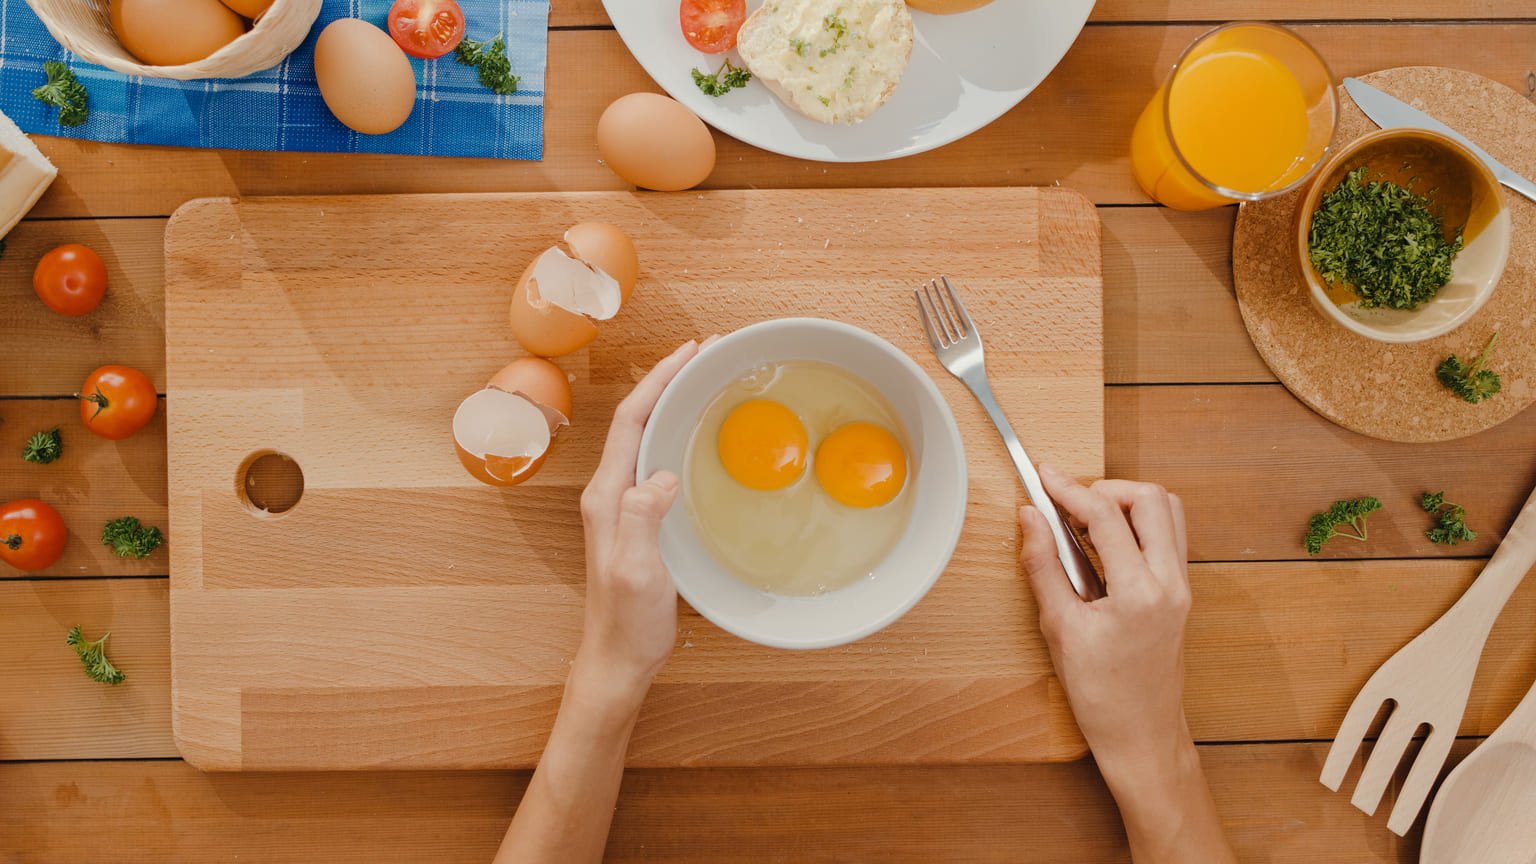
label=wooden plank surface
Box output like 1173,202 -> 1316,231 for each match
16,25 -> 1536,219
0,742 -> 1462,863
162,188 -> 1102,769
6,559 -> 1533,761
0,398 -> 167,577
3,11 -> 1535,861
0,579 -> 172,760
1,208 -> 1267,399
5,385 -> 1532,582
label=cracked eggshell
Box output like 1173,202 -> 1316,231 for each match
452,388 -> 553,487
564,222 -> 639,303
509,246 -> 624,358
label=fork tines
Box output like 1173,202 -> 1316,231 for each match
916,276 -> 974,352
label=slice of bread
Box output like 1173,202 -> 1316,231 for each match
0,109 -> 55,238
737,0 -> 914,125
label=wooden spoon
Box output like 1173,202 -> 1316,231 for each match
1420,676 -> 1536,864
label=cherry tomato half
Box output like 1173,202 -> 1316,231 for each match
680,0 -> 746,54
80,365 -> 157,441
34,244 -> 107,317
0,499 -> 67,573
387,0 -> 466,59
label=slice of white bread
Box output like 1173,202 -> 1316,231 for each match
0,109 -> 56,238
737,0 -> 914,125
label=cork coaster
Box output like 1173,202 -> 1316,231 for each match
1233,67 -> 1536,443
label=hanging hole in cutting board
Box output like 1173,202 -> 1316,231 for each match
237,451 -> 305,516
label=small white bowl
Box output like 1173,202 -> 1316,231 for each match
1296,128 -> 1511,343
636,318 -> 968,650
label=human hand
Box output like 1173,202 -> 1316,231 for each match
1019,465 -> 1193,782
572,338 -> 708,713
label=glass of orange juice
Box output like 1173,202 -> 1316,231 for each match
1130,22 -> 1337,211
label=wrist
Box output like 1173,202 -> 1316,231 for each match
567,648 -> 652,724
1095,729 -> 1201,800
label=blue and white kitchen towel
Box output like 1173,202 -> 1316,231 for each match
0,0 -> 549,159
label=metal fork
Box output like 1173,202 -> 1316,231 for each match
916,276 -> 1105,601
1320,484 -> 1536,835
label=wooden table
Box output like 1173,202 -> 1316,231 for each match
2,3 -> 1534,861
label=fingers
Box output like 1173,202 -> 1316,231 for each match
1019,505 -> 1080,635
1039,465 -> 1145,591
611,472 -> 680,581
591,340 -> 701,494
1169,493 -> 1188,576
1086,479 -> 1184,586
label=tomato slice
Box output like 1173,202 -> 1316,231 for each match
387,0 -> 467,59
680,0 -> 746,54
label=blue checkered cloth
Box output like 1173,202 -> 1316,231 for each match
0,0 -> 548,159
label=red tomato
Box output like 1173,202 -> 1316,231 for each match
80,365 -> 157,441
680,0 -> 745,54
34,244 -> 107,317
387,0 -> 466,59
0,499 -> 67,573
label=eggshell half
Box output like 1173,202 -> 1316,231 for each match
452,387 -> 552,487
110,0 -> 247,66
314,18 -> 418,135
509,246 -> 624,358
596,93 -> 716,192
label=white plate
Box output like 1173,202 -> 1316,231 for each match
603,1 -> 1096,163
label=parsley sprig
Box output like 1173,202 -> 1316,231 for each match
455,35 -> 520,96
22,427 -> 62,464
32,60 -> 89,127
1308,167 -> 1463,310
692,59 -> 752,97
1421,491 -> 1477,546
67,626 -> 125,686
1437,332 -> 1501,404
102,517 -> 163,559
1305,497 -> 1382,556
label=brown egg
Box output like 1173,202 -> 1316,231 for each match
220,0 -> 274,17
564,222 -> 639,302
596,93 -> 716,192
313,19 -> 417,135
110,0 -> 247,66
488,358 -> 573,427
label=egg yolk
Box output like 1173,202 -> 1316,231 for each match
814,422 -> 908,508
718,399 -> 809,491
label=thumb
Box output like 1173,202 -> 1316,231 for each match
613,471 -> 680,567
1019,505 -> 1080,629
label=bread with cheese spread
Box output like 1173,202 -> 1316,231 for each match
0,109 -> 56,238
737,0 -> 914,125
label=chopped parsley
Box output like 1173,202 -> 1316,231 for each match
691,59 -> 753,97
1308,166 -> 1463,311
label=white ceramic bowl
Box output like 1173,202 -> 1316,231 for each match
636,318 -> 967,650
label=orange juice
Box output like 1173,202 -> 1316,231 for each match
1131,23 -> 1336,211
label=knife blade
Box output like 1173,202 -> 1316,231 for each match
1343,77 -> 1536,205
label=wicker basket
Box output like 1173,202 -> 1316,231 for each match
24,0 -> 322,80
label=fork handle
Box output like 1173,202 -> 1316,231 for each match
962,371 -> 1106,601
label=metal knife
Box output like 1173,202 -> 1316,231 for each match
1343,77 -> 1536,205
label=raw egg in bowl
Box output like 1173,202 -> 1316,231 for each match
636,318 -> 967,650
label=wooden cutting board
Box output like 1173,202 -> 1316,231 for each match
164,188 -> 1103,771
